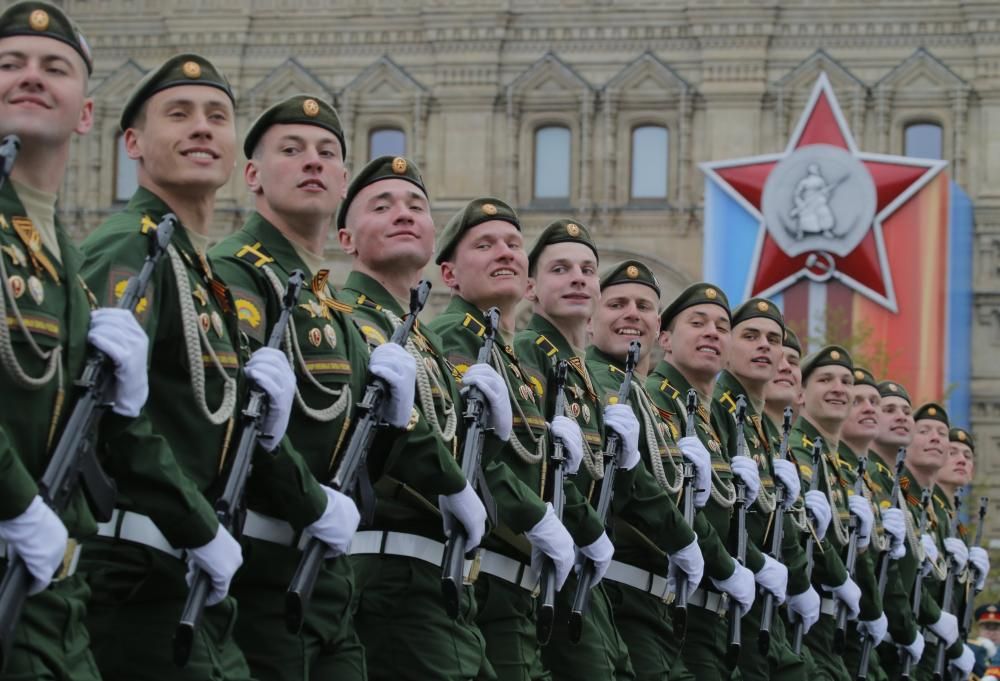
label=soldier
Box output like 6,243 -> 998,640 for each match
970,604 -> 1000,676
584,260 -> 708,679
79,55 -> 310,679
0,2 -> 149,677
513,220 -> 638,679
209,95 -> 417,679
710,297 -> 814,681
944,427 -> 989,599
644,282 -> 758,681
430,197 -> 579,681
335,157 -> 513,681
763,327 -> 803,428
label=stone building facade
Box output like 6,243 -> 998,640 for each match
55,0 -> 1000,537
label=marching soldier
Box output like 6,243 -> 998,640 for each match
945,427 -> 989,613
210,95 -> 417,679
79,55 -> 312,679
763,328 -> 802,428
0,3 -> 149,677
644,282 -> 757,681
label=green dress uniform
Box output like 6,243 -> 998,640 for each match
0,179 -> 102,681
210,209 -> 370,681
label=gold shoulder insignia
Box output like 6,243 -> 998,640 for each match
235,241 -> 275,268
802,435 -> 814,448
140,215 -> 159,234
359,324 -> 387,347
799,464 -> 813,480
658,379 -> 679,400
355,294 -> 382,312
719,391 -> 738,415
535,335 -> 558,357
462,313 -> 486,337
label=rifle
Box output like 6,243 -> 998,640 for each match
0,211 -> 175,671
857,447 -> 907,681
441,307 -> 501,618
792,438 -> 824,655
567,340 -> 640,643
174,270 -> 306,667
900,488 -> 933,681
285,280 -> 431,633
953,496 -> 988,681
670,389 -> 699,638
537,360 -> 570,645
933,493 -> 964,681
759,406 -> 793,654
834,456 -> 868,652
727,395 -> 749,663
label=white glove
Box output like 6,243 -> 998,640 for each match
848,494 -> 875,549
786,586 -> 821,634
603,404 -> 640,471
0,496 -> 68,594
754,554 -> 788,604
881,507 -> 907,560
576,531 -> 614,589
525,503 -> 575,591
87,308 -> 149,417
677,436 -> 711,508
461,363 -> 513,442
712,563 -> 755,616
438,482 -> 488,553
805,490 -> 832,541
368,342 -> 416,429
970,546 -> 990,590
305,486 -> 360,558
949,644 -> 975,675
823,576 -> 861,620
920,533 -> 940,568
929,611 -> 959,647
550,415 -> 584,475
944,537 -> 969,571
667,537 -> 705,597
771,459 -> 801,510
899,631 -> 925,663
858,613 -> 889,644
186,524 -> 243,606
244,347 -> 295,451
730,455 -> 761,507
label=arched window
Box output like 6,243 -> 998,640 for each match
630,125 -> 669,200
533,125 -> 571,200
369,127 -> 406,160
114,133 -> 138,202
904,123 -> 943,160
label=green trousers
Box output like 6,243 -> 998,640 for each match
603,581 -> 678,681
0,570 -> 101,681
82,539 -> 253,681
231,538 -> 366,681
670,601 -> 733,681
351,554 -> 492,681
473,573 -> 549,681
734,597 -> 807,681
843,623 -> 887,681
803,614 -> 852,681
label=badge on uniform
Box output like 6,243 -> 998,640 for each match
519,384 -> 535,403
308,327 -> 323,347
199,312 -> 211,334
27,275 -> 43,304
193,283 -> 208,307
2,243 -> 24,267
323,324 -> 337,349
581,404 -> 591,424
210,311 -> 224,338
569,403 -> 581,418
8,275 -> 24,299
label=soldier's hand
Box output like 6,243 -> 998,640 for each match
754,554 -> 788,604
306,486 -> 360,558
525,503 -> 574,590
858,613 -> 889,644
666,537 -> 704,596
949,644 -> 975,676
186,525 -> 243,606
881,507 -> 907,559
944,537 -> 969,571
461,363 -> 513,441
970,547 -> 990,589
244,347 -> 295,451
368,343 -> 416,428
897,631 -> 925,663
771,459 -> 800,509
576,532 -> 614,589
677,436 -> 711,508
823,576 -> 861,620
729,456 -> 761,506
920,533 -> 939,570
0,496 -> 68,594
549,415 -> 584,475
786,586 -> 820,634
712,563 -> 755,616
847,494 -> 875,548
602,404 -> 640,470
804,490 -> 832,541
438,482 -> 487,552
87,308 -> 149,417
929,611 -> 959,646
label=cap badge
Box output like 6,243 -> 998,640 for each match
29,9 -> 49,31
889,383 -> 898,392
302,98 -> 320,117
391,157 -> 408,174
182,61 -> 202,79
928,407 -> 938,416
566,223 -> 581,237
855,370 -> 864,380
705,287 -> 718,300
958,431 -> 967,441
626,265 -> 639,279
757,301 -> 769,312
830,350 -> 841,360
481,203 -> 498,216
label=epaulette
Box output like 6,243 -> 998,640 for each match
719,390 -> 738,415
355,294 -> 383,312
534,334 -> 558,357
462,313 -> 486,337
139,214 -> 160,234
658,378 -> 679,400
802,435 -> 814,449
235,241 -> 276,268
876,460 -> 892,476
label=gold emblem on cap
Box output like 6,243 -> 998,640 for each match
757,301 -> 769,312
391,157 -> 407,174
888,383 -> 898,392
855,370 -> 864,380
705,288 -> 718,300
928,407 -> 937,416
182,61 -> 202,79
958,431 -> 967,441
482,203 -> 498,216
830,350 -> 841,360
29,9 -> 49,31
625,265 -> 640,279
302,98 -> 320,117
565,223 -> 581,237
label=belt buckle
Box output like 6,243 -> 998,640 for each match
465,551 -> 482,585
662,587 -> 676,605
55,538 -> 80,581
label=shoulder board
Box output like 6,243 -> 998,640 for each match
608,364 -> 623,376
139,214 -> 159,234
355,294 -> 383,312
801,435 -> 814,449
234,241 -> 276,268
799,464 -> 814,480
535,335 -> 558,357
719,390 -> 738,415
876,461 -> 891,476
462,313 -> 486,337
658,378 -> 679,400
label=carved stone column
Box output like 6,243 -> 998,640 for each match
952,86 -> 969,186
775,88 -> 789,144
579,92 -> 594,217
601,93 -> 619,226
679,86 -> 693,209
876,85 -> 891,154
505,91 -> 520,207
850,88 -> 865,145
413,93 -> 428,170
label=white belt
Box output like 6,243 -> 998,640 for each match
349,530 -> 477,580
243,511 -> 310,550
689,587 -> 728,615
96,509 -> 184,559
820,597 -> 837,616
477,549 -> 538,591
604,560 -> 669,600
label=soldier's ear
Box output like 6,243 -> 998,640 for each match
524,277 -> 538,303
123,128 -> 142,161
337,226 -> 356,256
75,98 -> 94,136
658,329 -> 671,353
245,160 -> 263,195
440,261 -> 459,291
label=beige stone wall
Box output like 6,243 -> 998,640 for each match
57,0 -> 1000,537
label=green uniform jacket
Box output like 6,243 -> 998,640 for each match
645,360 -> 736,582
0,181 -> 101,534
586,346 -> 696,573
896,467 -> 945,628
835,442 -> 883,620
928,485 -> 967,660
80,188 -> 323,547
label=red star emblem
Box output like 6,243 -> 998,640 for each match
701,74 -> 946,312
